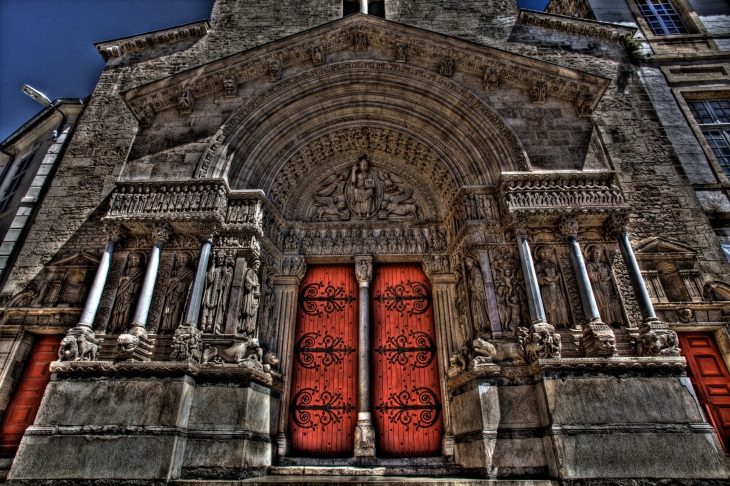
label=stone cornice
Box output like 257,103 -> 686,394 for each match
121,15 -> 610,123
518,10 -> 637,44
94,20 -> 210,62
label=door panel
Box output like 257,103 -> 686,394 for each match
371,263 -> 443,457
0,335 -> 61,457
289,265 -> 358,457
679,332 -> 730,452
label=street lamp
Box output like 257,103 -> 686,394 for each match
21,85 -> 52,107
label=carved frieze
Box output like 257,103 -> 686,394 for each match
519,10 -> 636,44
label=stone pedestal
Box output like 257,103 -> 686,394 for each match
581,321 -> 617,357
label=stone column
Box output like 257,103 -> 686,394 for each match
422,254 -> 456,457
560,217 -> 616,357
184,231 -> 213,329
58,224 -> 125,362
354,256 -> 375,457
275,256 -> 307,457
360,0 -> 367,13
117,223 -> 170,361
609,215 -> 679,356
515,223 -> 561,362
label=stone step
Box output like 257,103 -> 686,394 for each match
171,477 -> 557,486
270,466 -> 462,477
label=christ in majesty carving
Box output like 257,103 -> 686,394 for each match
350,155 -> 377,219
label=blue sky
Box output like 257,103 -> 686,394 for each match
0,0 -> 548,141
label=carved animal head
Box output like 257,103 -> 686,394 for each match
58,336 -> 78,360
263,350 -> 280,366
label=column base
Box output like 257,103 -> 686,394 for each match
276,432 -> 289,457
441,432 -> 455,457
519,321 -> 562,362
637,318 -> 681,356
58,325 -> 99,361
116,325 -> 153,362
354,414 -> 376,457
581,320 -> 617,357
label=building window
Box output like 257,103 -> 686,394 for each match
369,1 -> 385,18
343,0 -> 360,17
688,99 -> 730,176
0,153 -> 34,214
636,0 -> 689,35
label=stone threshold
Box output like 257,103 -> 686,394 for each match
171,478 -> 556,485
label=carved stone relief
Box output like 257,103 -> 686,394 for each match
201,249 -> 234,334
238,257 -> 261,337
108,252 -> 146,334
439,56 -> 454,77
146,253 -> 175,333
533,245 -> 569,329
159,252 -> 195,333
489,246 -> 529,335
465,256 -> 490,336
93,254 -> 128,332
584,245 -> 623,327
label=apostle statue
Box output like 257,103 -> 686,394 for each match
465,257 -> 491,335
349,155 -> 377,219
585,245 -> 623,326
109,252 -> 146,333
534,246 -> 569,328
238,258 -> 261,336
160,251 -> 195,333
201,250 -> 234,334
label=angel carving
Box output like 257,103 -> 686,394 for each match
312,174 -> 350,221
377,171 -> 420,218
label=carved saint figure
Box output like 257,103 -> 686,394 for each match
239,258 -> 261,336
349,155 -> 377,219
465,257 -> 491,335
201,250 -> 234,334
160,252 -> 195,333
395,43 -> 407,62
585,245 -> 623,326
354,32 -> 367,51
534,246 -> 569,328
109,252 -> 146,333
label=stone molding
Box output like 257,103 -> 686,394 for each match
95,21 -> 210,61
123,17 -> 609,124
519,10 -> 636,44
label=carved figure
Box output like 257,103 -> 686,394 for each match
637,320 -> 680,356
472,337 -> 524,364
455,271 -> 472,342
585,245 -> 622,326
312,46 -> 325,66
349,155 -> 378,219
447,344 -> 470,378
221,335 -> 265,371
517,323 -> 561,362
284,230 -> 299,254
138,104 -> 154,127
260,272 -> 275,340
395,43 -> 407,62
170,322 -> 203,364
239,259 -> 261,336
109,253 -> 146,333
263,350 -> 282,379
380,186 -> 420,218
483,68 -> 499,90
160,252 -> 195,333
439,56 -> 454,77
116,333 -> 139,361
313,174 -> 350,220
223,75 -> 237,97
534,246 -> 569,328
678,308 -> 693,323
465,257 -> 490,335
201,250 -> 234,334
178,90 -> 194,113
492,248 -> 525,333
354,32 -> 367,51
58,328 -> 98,362
269,59 -> 282,82
531,81 -> 547,104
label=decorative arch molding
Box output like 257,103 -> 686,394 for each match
195,61 -> 532,188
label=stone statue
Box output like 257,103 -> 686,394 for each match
349,155 -> 378,219
395,42 -> 407,62
178,90 -> 194,113
170,322 -> 203,364
455,271 -> 472,342
160,251 -> 195,333
239,258 -> 261,336
313,174 -> 349,221
465,257 -> 490,335
109,252 -> 146,333
201,250 -> 234,334
585,245 -> 623,326
534,246 -> 569,328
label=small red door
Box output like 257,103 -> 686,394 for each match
0,335 -> 61,457
679,332 -> 730,452
289,265 -> 358,457
372,263 -> 443,457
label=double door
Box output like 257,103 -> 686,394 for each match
288,263 -> 443,457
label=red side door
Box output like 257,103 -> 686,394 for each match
679,332 -> 730,452
0,335 -> 61,457
289,265 -> 358,457
372,263 -> 443,457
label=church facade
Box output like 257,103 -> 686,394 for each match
0,0 -> 729,483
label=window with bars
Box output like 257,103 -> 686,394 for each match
688,99 -> 730,177
636,0 -> 689,35
0,153 -> 34,214
368,1 -> 385,18
343,0 -> 360,17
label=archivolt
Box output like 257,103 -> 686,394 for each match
196,60 -> 531,191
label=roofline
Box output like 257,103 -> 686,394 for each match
93,18 -> 211,47
519,8 -> 638,36
0,98 -> 84,153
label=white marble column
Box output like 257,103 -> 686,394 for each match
516,224 -> 547,324
360,0 -> 368,13
184,231 -> 214,328
354,256 -> 375,457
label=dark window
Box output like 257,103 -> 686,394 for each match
688,99 -> 730,176
636,0 -> 689,35
343,0 -> 360,16
368,1 -> 385,18
0,153 -> 34,214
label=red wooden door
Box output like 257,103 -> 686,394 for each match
372,263 -> 443,457
289,265 -> 358,457
679,332 -> 730,452
0,335 -> 61,457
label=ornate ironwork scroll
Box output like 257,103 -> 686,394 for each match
294,331 -> 355,370
375,386 -> 441,431
374,330 -> 436,370
298,282 -> 356,317
373,280 -> 432,315
290,388 -> 355,430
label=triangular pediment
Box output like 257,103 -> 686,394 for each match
45,252 -> 100,268
634,237 -> 697,259
122,14 -> 611,121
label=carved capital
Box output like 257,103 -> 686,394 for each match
581,321 -> 617,357
170,322 -> 204,364
280,256 -> 307,282
152,223 -> 171,244
559,216 -> 578,238
355,256 -> 373,284
517,322 -> 561,363
104,223 -> 126,244
198,222 -> 217,243
606,213 -> 630,237
422,254 -> 450,279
